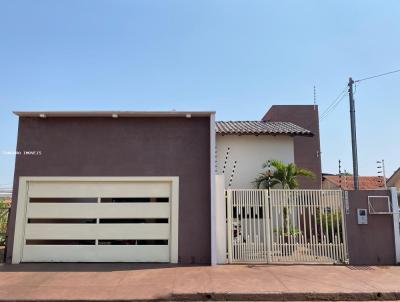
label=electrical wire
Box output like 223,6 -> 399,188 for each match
320,93 -> 347,121
317,68 -> 400,123
355,69 -> 400,82
319,86 -> 348,121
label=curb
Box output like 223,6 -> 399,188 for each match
167,292 -> 400,301
2,292 -> 400,302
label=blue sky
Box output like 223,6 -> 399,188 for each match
0,0 -> 399,186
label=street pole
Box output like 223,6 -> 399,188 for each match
348,77 -> 359,190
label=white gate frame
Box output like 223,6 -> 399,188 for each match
226,188 -> 348,264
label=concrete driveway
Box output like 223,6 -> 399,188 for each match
1,263 -> 400,301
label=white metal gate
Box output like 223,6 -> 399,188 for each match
227,189 -> 348,264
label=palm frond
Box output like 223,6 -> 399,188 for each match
256,159 -> 315,189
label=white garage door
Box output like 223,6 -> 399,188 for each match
12,177 -> 179,263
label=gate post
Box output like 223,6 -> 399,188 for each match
214,175 -> 226,264
226,189 -> 233,263
390,187 -> 400,264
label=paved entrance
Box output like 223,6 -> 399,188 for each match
1,264 -> 400,301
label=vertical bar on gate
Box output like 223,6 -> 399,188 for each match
227,190 -> 233,263
253,191 -> 258,261
254,190 -> 264,261
279,191 -> 287,259
323,191 -> 330,260
313,190 -> 319,261
235,191 -> 238,262
287,190 -> 291,261
250,191 -> 254,262
286,191 -> 290,262
249,191 -> 253,262
252,191 -> 256,262
305,192 -> 313,260
272,190 -> 277,262
247,191 -> 251,262
330,192 -> 336,262
265,189 -> 271,262
242,192 -> 249,261
238,191 -> 242,262
234,191 -> 237,262
335,191 -> 342,261
236,191 -> 242,261
292,191 -> 297,262
301,191 -> 307,263
295,191 -> 303,262
300,191 -> 307,262
318,191 -> 325,257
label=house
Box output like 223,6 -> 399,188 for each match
216,105 -> 322,189
322,173 -> 386,190
6,111 -> 215,264
0,187 -> 12,205
216,121 -> 312,188
387,167 -> 400,190
6,105 -> 323,265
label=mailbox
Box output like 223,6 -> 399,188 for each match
357,208 -> 368,224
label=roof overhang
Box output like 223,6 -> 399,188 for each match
216,121 -> 313,137
13,111 -> 215,118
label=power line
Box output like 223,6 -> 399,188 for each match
320,93 -> 347,121
318,68 -> 400,121
319,87 -> 346,119
355,68 -> 400,83
319,86 -> 347,121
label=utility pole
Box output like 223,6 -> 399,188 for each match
348,77 -> 359,190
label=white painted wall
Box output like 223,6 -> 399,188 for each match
214,175 -> 226,264
216,135 -> 295,189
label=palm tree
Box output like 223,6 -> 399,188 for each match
253,160 -> 315,244
253,160 -> 315,189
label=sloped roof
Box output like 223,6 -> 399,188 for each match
387,167 -> 400,187
322,175 -> 386,190
216,121 -> 312,136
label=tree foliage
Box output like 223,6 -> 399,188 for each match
253,159 -> 315,189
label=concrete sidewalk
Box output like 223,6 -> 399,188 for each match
0,263 -> 400,301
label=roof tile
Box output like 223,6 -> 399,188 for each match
323,175 -> 386,190
216,121 -> 312,136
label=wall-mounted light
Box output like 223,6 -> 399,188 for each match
39,114 -> 46,119
112,114 -> 118,119
186,114 -> 191,118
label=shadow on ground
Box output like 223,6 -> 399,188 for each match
0,262 -> 206,272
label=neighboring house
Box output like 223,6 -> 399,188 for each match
0,187 -> 12,204
322,173 -> 386,190
216,121 -> 312,188
7,111 -> 215,265
216,105 -> 322,189
387,167 -> 400,190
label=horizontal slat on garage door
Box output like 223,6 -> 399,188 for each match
22,245 -> 170,262
27,203 -> 170,219
25,224 -> 170,240
28,181 -> 170,198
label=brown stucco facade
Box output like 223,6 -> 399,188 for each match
346,190 -> 396,265
6,115 -> 212,264
262,105 -> 322,189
